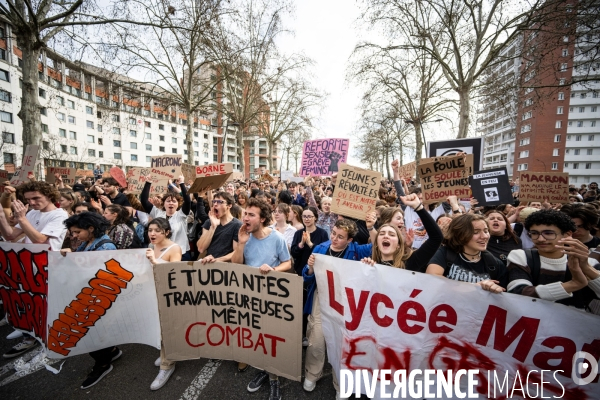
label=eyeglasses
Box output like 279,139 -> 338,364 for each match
302,215 -> 315,219
527,230 -> 558,240
212,199 -> 225,205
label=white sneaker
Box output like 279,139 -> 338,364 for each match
154,357 -> 161,367
6,330 -> 23,340
150,367 -> 175,390
303,378 -> 316,392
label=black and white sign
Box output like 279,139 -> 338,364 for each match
427,137 -> 484,172
469,167 -> 513,206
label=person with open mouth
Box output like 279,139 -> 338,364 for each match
485,210 -> 522,265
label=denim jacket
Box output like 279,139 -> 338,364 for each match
76,234 -> 117,252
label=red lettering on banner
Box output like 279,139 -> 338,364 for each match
345,288 -> 369,331
327,270 -> 344,316
369,293 -> 393,327
476,305 -> 540,362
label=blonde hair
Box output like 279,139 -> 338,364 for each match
372,223 -> 412,269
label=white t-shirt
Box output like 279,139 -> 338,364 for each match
150,207 -> 190,253
404,204 -> 446,249
16,208 -> 69,251
269,223 -> 297,249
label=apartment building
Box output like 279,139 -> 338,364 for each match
0,24 -> 277,178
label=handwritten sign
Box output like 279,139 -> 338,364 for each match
398,161 -> 416,179
154,261 -> 303,381
228,171 -> 245,181
10,145 -> 39,186
181,163 -> 196,185
518,172 -> 569,203
189,162 -> 233,193
46,167 -> 77,185
262,172 -> 274,182
150,154 -> 182,181
330,163 -> 381,219
300,138 -> 349,176
419,154 -> 473,204
469,168 -> 513,206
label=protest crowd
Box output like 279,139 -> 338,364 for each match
0,152 -> 599,400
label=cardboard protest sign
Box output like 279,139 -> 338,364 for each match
110,166 -> 127,188
46,167 -> 77,186
0,243 -> 52,344
46,249 -> 161,358
314,254 -> 600,399
397,161 -> 416,179
262,171 -> 274,182
10,145 -> 39,186
427,137 -> 484,172
330,163 -> 381,219
228,171 -> 245,181
181,163 -> 196,185
189,162 -> 233,193
154,262 -> 304,381
419,154 -> 472,204
0,169 -> 7,193
150,154 -> 183,182
518,172 -> 569,203
300,138 -> 349,176
469,167 -> 513,206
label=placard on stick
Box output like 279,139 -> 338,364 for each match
419,154 -> 472,204
469,168 -> 513,206
189,163 -> 233,193
330,163 -> 381,219
398,161 -> 416,179
181,163 -> 196,185
10,145 -> 39,186
299,138 -> 349,176
46,167 -> 77,185
518,172 -> 569,203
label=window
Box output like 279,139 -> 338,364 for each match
592,121 -> 597,127
586,163 -> 592,169
112,114 -> 120,122
86,106 -> 93,115
521,124 -> 531,133
564,163 -> 569,168
560,63 -> 568,72
57,112 -> 65,121
97,124 -> 103,132
563,36 -> 569,42
562,49 -> 568,57
68,116 -> 75,124
557,107 -> 563,115
113,127 -> 121,135
3,153 -> 15,164
522,111 -> 532,120
145,133 -> 151,139
159,146 -> 165,152
171,127 -> 177,133
581,93 -> 587,99
41,124 -> 48,133
98,151 -> 104,158
98,138 -> 103,145
129,117 -> 136,125
2,132 -> 14,144
59,128 -> 66,137
131,154 -> 138,161
87,135 -> 95,143
130,142 -> 137,149
520,138 -> 530,146
589,135 -> 595,141
146,156 -> 151,162
594,92 -> 599,99
558,92 -> 564,100
67,100 -> 75,109
113,140 -> 121,147
88,149 -> 96,157
184,150 -> 188,155
593,107 -> 598,112
97,111 -> 102,118
573,163 -> 579,169
0,90 -> 11,103
61,145 -> 67,153
574,149 -> 580,155
159,124 -> 165,131
114,153 -> 121,160
43,141 -> 49,150
70,146 -> 77,155
39,107 -> 47,116
194,151 -> 199,157
579,107 -> 585,113
69,131 -> 77,139
194,131 -> 199,137
194,141 -> 199,147
552,149 -> 559,156
172,148 -> 177,153
518,163 -> 528,171
146,144 -> 152,151
130,130 -> 137,137
159,135 -> 165,141
555,121 -> 562,128
588,149 -> 593,155
0,70 -> 9,82
519,150 -> 529,158
145,121 -> 151,128
551,162 -> 558,170
57,96 -> 65,106
554,134 -> 561,142
86,120 -> 94,129
172,137 -> 177,144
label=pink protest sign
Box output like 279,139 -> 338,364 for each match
299,138 -> 349,176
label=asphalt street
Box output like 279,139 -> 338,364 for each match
0,323 -> 347,400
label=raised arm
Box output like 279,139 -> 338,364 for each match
140,181 -> 154,214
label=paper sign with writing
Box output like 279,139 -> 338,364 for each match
397,161 -> 416,179
300,138 -> 349,176
181,163 -> 196,185
154,261 -> 303,381
330,163 -> 381,219
110,166 -> 127,188
150,154 -> 183,181
469,168 -> 513,206
518,172 -> 569,203
10,145 -> 39,186
262,172 -> 274,182
46,167 -> 77,185
189,163 -> 233,193
419,154 -> 473,204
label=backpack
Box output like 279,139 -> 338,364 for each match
513,223 -> 524,237
524,248 -> 541,285
445,248 -> 499,280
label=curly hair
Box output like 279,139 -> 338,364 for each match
333,219 -> 358,239
372,223 -> 413,269
64,212 -> 111,238
443,214 -> 489,253
559,203 -> 599,232
17,181 -> 60,203
162,192 -> 183,208
247,198 -> 272,226
525,209 -> 576,233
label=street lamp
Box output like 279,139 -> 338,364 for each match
210,121 -> 240,163
404,118 -> 443,146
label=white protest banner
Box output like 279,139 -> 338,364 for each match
45,249 -> 161,358
10,145 -> 39,186
0,243 -> 52,344
314,255 -> 600,399
331,163 -> 381,219
154,261 -> 304,381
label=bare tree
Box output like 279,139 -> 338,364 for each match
280,128 -> 310,173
